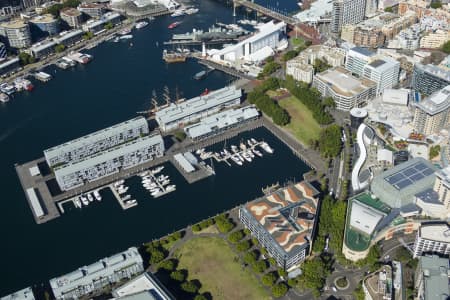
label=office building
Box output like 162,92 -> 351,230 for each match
370,157 -> 437,208
155,86 -> 242,132
345,47 -> 375,77
30,13 -> 59,35
239,181 -> 319,270
184,105 -> 260,140
0,20 -> 31,48
362,57 -> 400,95
343,192 -> 391,261
44,117 -> 149,168
413,224 -> 450,258
211,21 -> 286,63
388,25 -> 421,50
112,273 -> 175,300
50,247 -> 144,300
60,7 -> 83,28
78,3 -> 107,19
412,64 -> 450,96
415,255 -> 450,300
331,0 -> 366,33
312,67 -> 376,111
0,42 -> 7,61
413,85 -> 450,135
420,30 -> 450,49
82,12 -> 121,33
353,27 -> 385,48
0,287 -> 35,300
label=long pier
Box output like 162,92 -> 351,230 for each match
16,115 -> 322,225
197,59 -> 255,80
233,0 -> 299,26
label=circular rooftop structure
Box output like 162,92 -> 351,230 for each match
350,107 -> 368,118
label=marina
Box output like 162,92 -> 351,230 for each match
0,0 -> 306,295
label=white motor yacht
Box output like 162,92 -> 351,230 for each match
74,198 -> 82,208
94,190 -> 102,201
80,195 -> 89,206
260,142 -> 274,154
122,195 -> 131,201
87,193 -> 94,202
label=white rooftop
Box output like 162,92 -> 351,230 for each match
112,273 -> 173,299
382,89 -> 409,106
350,200 -> 386,235
420,224 -> 450,243
415,85 -> 450,115
293,0 -> 333,23
0,287 -> 35,300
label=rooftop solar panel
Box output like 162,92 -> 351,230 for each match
410,173 -> 425,181
386,173 -> 405,184
414,163 -> 428,171
403,168 -> 416,177
395,179 -> 413,190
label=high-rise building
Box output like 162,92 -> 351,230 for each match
362,57 -> 400,95
413,223 -> 450,258
412,64 -> 450,96
0,19 -> 31,48
331,0 -> 366,33
60,7 -> 83,28
0,0 -> 21,16
30,13 -> 59,36
345,47 -> 376,77
413,85 -> 450,135
420,30 -> 450,49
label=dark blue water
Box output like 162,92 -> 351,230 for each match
0,0 -> 306,296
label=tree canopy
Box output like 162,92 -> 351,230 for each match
318,125 -> 342,158
442,40 -> 450,54
18,52 -> 35,65
271,282 -> 288,298
297,256 -> 332,296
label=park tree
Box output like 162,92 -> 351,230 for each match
158,259 -> 177,272
277,268 -> 288,278
271,282 -> 288,298
297,256 -> 332,296
170,270 -> 187,282
318,124 -> 342,158
236,240 -> 252,252
252,260 -> 268,273
104,22 -> 113,30
228,230 -> 244,243
243,250 -> 259,265
181,280 -> 200,294
149,249 -> 165,265
194,295 -> 208,300
262,272 -> 278,287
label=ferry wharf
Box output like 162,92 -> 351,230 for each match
15,116 -> 321,225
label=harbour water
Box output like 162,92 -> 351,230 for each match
0,0 -> 303,295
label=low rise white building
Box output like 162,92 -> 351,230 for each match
412,224 -> 450,258
210,21 -> 286,64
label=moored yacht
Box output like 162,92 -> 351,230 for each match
260,142 -> 274,154
93,190 -> 102,201
87,193 -> 94,202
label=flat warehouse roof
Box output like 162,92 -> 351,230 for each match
155,86 -> 242,125
26,188 -> 44,217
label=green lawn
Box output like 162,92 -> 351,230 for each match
291,37 -> 306,48
278,96 -> 321,146
175,236 -> 270,300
